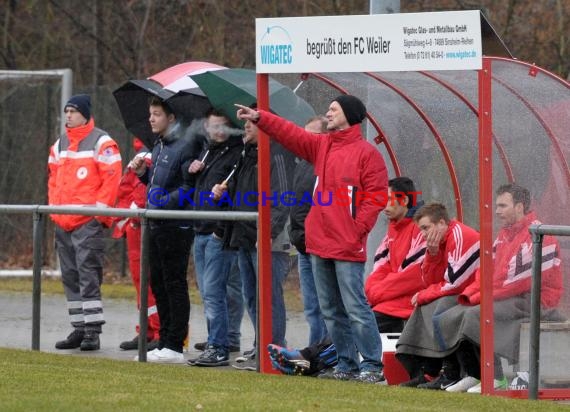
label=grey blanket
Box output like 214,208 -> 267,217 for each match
396,293 -> 563,363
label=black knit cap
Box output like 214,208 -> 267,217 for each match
65,94 -> 91,121
333,95 -> 367,126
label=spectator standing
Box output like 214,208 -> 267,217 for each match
113,137 -> 160,351
236,95 -> 388,383
130,97 -> 203,363
289,115 -> 328,346
187,109 -> 244,367
212,104 -> 293,371
48,94 -> 122,351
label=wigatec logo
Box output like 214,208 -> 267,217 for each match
260,26 -> 293,65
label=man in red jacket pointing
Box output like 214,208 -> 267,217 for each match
236,95 -> 388,383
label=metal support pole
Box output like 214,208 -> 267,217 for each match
528,229 -> 544,400
478,57 -> 495,395
137,217 -> 150,362
31,211 -> 44,351
256,73 -> 274,374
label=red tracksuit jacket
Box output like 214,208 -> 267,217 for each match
458,212 -> 563,307
416,220 -> 480,306
365,216 -> 427,318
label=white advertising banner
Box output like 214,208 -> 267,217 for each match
256,10 -> 482,73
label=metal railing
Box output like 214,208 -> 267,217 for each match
0,204 -> 257,362
528,224 -> 570,400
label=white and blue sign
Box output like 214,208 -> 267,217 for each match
256,10 -> 482,73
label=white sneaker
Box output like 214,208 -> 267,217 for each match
148,348 -> 185,364
133,348 -> 162,362
446,376 -> 480,392
467,377 -> 508,393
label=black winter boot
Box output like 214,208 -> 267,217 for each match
80,331 -> 100,351
55,329 -> 85,350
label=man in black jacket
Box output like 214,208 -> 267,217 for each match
212,105 -> 294,370
187,109 -> 244,367
130,97 -> 204,363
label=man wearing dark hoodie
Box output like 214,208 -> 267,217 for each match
236,95 -> 387,383
130,97 -> 204,363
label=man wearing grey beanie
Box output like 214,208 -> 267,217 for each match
236,94 -> 388,384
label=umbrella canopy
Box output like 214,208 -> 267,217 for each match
113,61 -> 226,147
190,68 -> 315,127
149,61 -> 226,92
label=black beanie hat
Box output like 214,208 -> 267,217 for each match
333,95 -> 367,126
65,94 -> 91,121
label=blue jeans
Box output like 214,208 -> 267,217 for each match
193,233 -> 234,349
226,256 -> 243,348
311,255 -> 382,373
238,248 -> 288,347
298,252 -> 328,346
193,234 -> 208,300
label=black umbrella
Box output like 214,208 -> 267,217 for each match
113,61 -> 226,147
113,80 -> 211,148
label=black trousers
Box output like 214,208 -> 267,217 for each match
375,311 -> 406,334
149,225 -> 193,352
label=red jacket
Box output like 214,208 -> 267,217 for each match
459,212 -> 563,307
365,216 -> 427,318
257,111 -> 388,262
48,118 -> 122,231
111,153 -> 151,239
416,220 -> 480,305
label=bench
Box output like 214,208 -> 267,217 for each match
518,322 -> 570,386
381,333 -> 410,385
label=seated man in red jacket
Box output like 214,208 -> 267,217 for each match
269,177 -> 427,376
401,184 -> 564,393
366,177 -> 426,333
395,202 -> 480,389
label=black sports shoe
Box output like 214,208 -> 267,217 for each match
120,336 -> 158,351
417,370 -> 459,390
55,329 -> 84,350
194,346 -> 230,367
399,374 -> 429,387
120,336 -> 139,350
317,368 -> 358,381
194,342 -> 238,352
357,370 -> 387,384
187,356 -> 200,366
80,332 -> 100,351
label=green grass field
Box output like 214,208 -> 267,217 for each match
1,348 -> 566,412
1,278 -> 567,410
